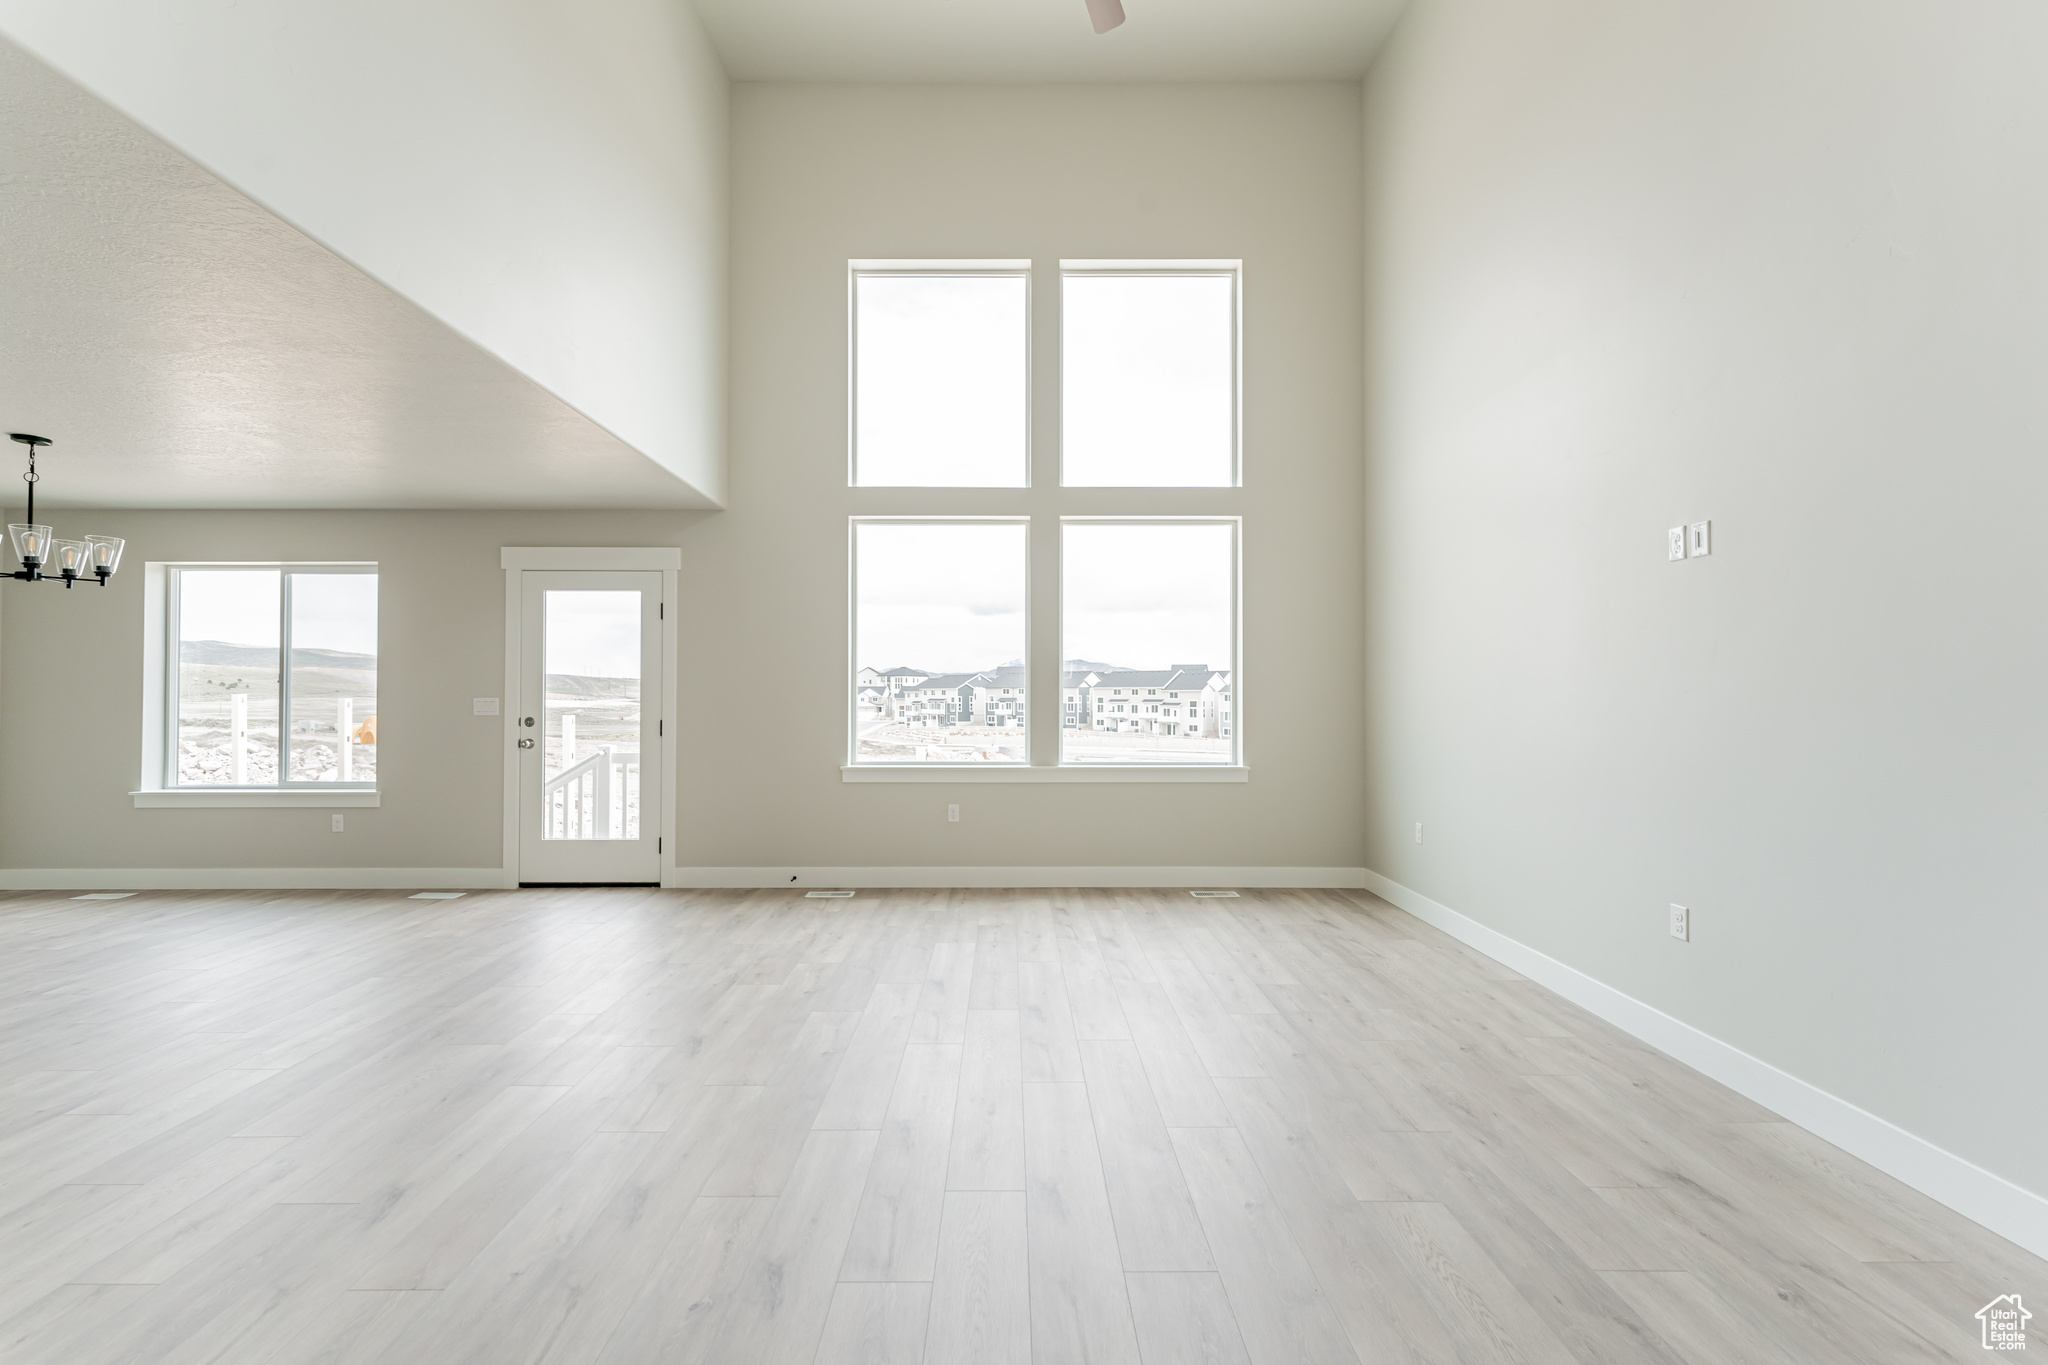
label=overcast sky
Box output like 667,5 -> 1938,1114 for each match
1063,522 -> 1232,672
1063,274 -> 1235,488
179,570 -> 379,656
857,274 -> 1028,487
858,522 -> 1026,673
545,590 -> 641,679
856,521 -> 1231,676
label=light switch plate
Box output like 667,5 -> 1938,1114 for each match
1670,903 -> 1689,941
1668,527 -> 1686,561
473,697 -> 500,716
1688,521 -> 1711,557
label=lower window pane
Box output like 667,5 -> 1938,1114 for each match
287,574 -> 378,783
855,521 -> 1027,763
1061,521 -> 1235,765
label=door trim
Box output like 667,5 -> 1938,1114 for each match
501,548 -> 680,888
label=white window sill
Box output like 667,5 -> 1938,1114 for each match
842,766 -> 1246,783
132,789 -> 382,808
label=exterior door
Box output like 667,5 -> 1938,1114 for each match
517,570 -> 663,884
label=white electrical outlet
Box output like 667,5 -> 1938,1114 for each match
332,814 -> 345,833
947,804 -> 960,823
473,697 -> 500,716
1668,527 -> 1686,561
1414,822 -> 1424,845
1669,903 -> 1688,941
1688,521 -> 1711,557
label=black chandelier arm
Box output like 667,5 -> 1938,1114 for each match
5,566 -> 112,587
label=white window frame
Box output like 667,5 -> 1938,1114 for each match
134,561 -> 381,807
843,260 -> 1247,784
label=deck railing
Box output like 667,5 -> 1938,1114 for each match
544,743 -> 640,839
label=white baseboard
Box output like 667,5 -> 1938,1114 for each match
1360,869 -> 2048,1262
1,865 -> 1367,893
666,866 -> 1370,890
0,868 -> 511,891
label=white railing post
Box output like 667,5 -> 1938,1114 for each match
230,692 -> 248,784
337,698 -> 353,782
595,745 -> 616,839
561,713 -> 577,834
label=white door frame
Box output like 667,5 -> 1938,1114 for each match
501,547 -> 680,888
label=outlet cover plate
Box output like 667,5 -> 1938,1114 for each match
1670,903 -> 1689,941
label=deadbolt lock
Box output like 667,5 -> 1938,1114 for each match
521,716 -> 536,727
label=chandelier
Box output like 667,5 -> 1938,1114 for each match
6,434 -> 123,587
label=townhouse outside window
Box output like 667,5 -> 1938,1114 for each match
847,259 -> 1241,776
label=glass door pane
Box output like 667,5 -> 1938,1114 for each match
541,589 -> 642,840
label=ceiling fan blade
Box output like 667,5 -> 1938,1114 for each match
1084,0 -> 1126,34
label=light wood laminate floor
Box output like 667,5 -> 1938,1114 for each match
0,886 -> 2036,1364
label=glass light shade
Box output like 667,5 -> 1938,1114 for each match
50,539 -> 90,577
85,535 -> 124,575
8,524 -> 52,565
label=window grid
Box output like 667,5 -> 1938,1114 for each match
846,259 -> 1243,772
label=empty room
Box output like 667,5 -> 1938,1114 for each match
0,0 -> 2041,1361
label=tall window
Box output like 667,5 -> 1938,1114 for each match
848,260 -> 1241,772
169,566 -> 378,788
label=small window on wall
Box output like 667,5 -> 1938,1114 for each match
170,566 -> 378,788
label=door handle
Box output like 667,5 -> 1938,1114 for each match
518,738 -> 535,749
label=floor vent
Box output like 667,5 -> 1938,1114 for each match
1189,889 -> 1241,898
805,890 -> 856,898
409,892 -> 467,900
72,892 -> 136,900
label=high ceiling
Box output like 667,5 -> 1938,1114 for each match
693,0 -> 1407,82
0,38 -> 704,511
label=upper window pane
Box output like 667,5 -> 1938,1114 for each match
854,272 -> 1028,487
176,570 -> 281,786
1062,272 -> 1237,487
287,574 -> 378,784
853,521 -> 1027,764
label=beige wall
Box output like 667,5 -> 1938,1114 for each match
0,510 -> 702,872
2,81 -> 1369,877
706,82 -> 1366,871
1362,0 -> 2048,1200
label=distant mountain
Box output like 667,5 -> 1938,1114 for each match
1064,658 -> 1133,673
180,640 -> 376,668
546,673 -> 640,699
